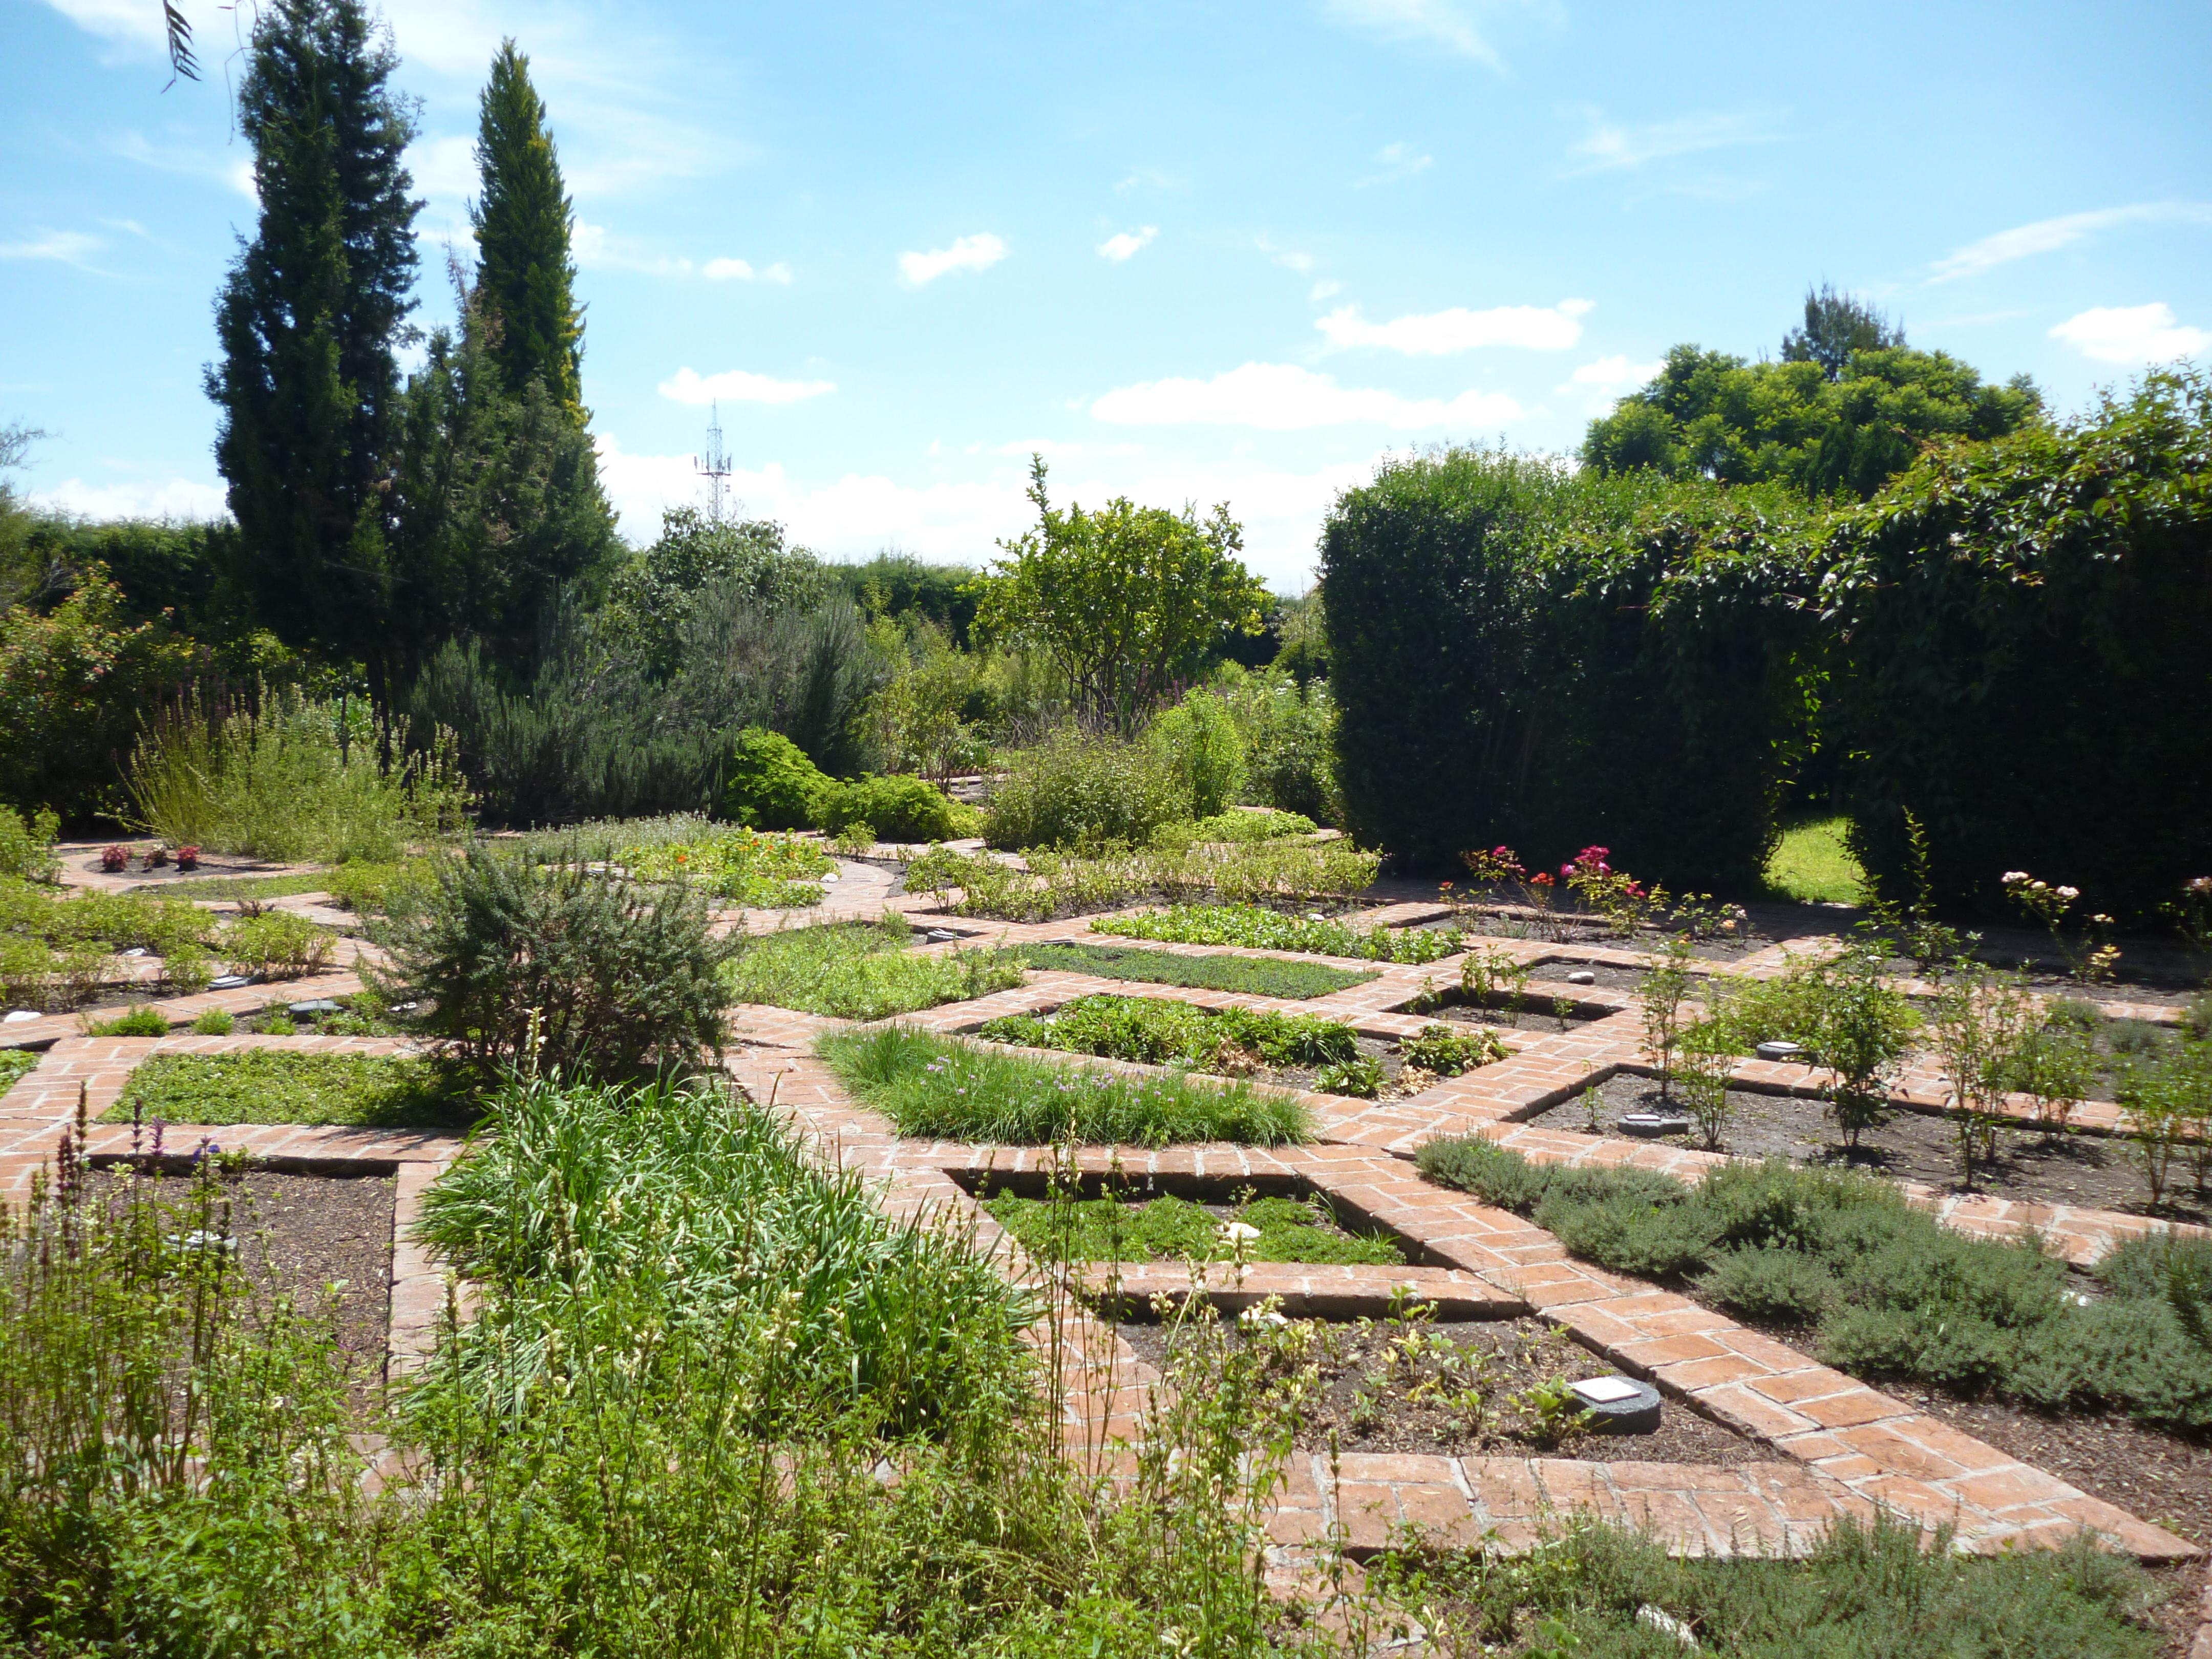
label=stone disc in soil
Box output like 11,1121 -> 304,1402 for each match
1114,1314 -> 1775,1466
1536,1074 -> 2203,1223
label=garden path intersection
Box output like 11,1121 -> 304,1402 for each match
5,882 -> 2210,1621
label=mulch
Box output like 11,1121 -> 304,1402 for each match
1116,1314 -> 1775,1465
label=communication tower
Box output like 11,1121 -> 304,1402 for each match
694,401 -> 732,522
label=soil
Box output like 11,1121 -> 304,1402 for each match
1115,1314 -> 1776,1464
1530,1073 -> 2210,1224
1433,998 -> 1609,1033
86,1166 -> 396,1382
1197,1034 -> 1444,1103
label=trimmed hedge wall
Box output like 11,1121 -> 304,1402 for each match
1823,369 -> 2212,918
1320,451 -> 1814,889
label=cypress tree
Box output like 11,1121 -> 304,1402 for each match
205,0 -> 419,698
471,40 -> 583,415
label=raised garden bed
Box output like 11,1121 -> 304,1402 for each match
107,1050 -> 472,1132
1015,939 -> 1377,999
982,1187 -> 1403,1266
1116,1310 -> 1774,1464
1533,1071 -> 2199,1221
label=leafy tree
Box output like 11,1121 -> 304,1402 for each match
977,457 -> 1266,733
1781,283 -> 1904,381
835,551 -> 981,645
471,40 -> 584,416
205,0 -> 420,700
1584,342 -> 2040,499
605,509 -> 828,676
0,422 -> 44,613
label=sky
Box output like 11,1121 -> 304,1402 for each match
4,0 -> 2210,591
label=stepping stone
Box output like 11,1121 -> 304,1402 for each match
1570,1374 -> 1663,1435
208,974 -> 253,991
288,998 -> 342,1018
1620,1111 -> 1692,1137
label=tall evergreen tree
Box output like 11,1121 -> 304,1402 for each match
205,0 -> 420,698
471,40 -> 583,416
1781,283 -> 1905,381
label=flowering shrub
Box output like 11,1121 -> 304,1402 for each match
1560,845 -> 1653,935
100,845 -> 130,874
175,845 -> 200,872
1460,845 -> 1527,894
2002,871 -> 2120,984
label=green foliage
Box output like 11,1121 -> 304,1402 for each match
0,806 -> 58,882
979,992 -> 1356,1070
111,1050 -> 463,1129
604,507 -> 833,679
986,1189 -> 1401,1266
1147,690 -> 1246,820
1780,283 -> 1906,379
1584,340 -> 2040,499
129,687 -> 471,863
1321,451 -> 1815,884
724,921 -> 1026,1020
368,844 -> 739,1075
983,725 -> 1190,849
1186,806 -> 1316,842
1312,1055 -> 1384,1098
0,1049 -> 34,1095
1402,1511 -> 2158,1658
218,909 -> 336,980
470,39 -> 582,413
207,0 -> 421,697
865,613 -> 989,781
976,457 -> 1268,731
1095,902 -> 1461,963
814,773 -> 980,843
1400,1023 -> 1509,1076
1825,368 -> 2212,917
0,572 -> 197,824
615,820 -> 834,906
1215,663 -> 1343,825
819,1024 -> 1311,1145
836,551 -> 981,645
188,1008 -> 235,1035
1705,946 -> 1920,1145
907,837 -> 1384,924
83,1005 -> 169,1037
718,725 -> 829,827
1014,940 -> 1374,999
1419,1140 -> 2212,1430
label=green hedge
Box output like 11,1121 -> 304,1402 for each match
1320,452 -> 1814,887
1823,368 -> 2212,918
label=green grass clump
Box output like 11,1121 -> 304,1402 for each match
724,920 -> 1027,1019
980,993 -> 1355,1070
819,1025 -> 1311,1145
84,1006 -> 169,1037
189,1008 -> 235,1035
1417,1138 -> 2212,1430
1396,1511 -> 2159,1658
1016,940 -> 1374,999
109,1050 -> 468,1130
0,1049 -> 35,1096
986,1190 -> 1401,1265
1096,902 -> 1462,964
1764,814 -> 1869,906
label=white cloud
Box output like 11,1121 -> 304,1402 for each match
1931,202 -> 2212,283
1321,0 -> 1512,70
37,0 -> 161,51
2048,303 -> 2211,364
107,132 -> 258,200
1256,236 -> 1315,275
1566,108 -> 1782,173
658,367 -> 836,406
1562,354 -> 1663,390
1310,280 -> 1344,302
32,475 -> 227,519
1097,226 -> 1158,262
703,257 -> 794,283
1090,362 -> 1521,431
1316,299 -> 1590,354
0,229 -> 106,268
1359,141 -> 1434,185
898,233 -> 1008,285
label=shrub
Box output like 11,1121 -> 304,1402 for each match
1147,690 -> 1245,820
1826,368 -> 2212,918
982,726 -> 1190,849
1095,902 -> 1461,964
1321,452 -> 1815,884
1215,664 -> 1341,825
84,1005 -> 167,1037
719,725 -> 828,828
819,1024 -> 1310,1145
813,773 -> 980,843
128,687 -> 472,864
724,921 -> 1026,1020
0,805 -> 59,882
1184,806 -> 1316,843
368,844 -> 739,1076
218,910 -> 334,980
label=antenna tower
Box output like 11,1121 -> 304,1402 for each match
694,401 -> 732,522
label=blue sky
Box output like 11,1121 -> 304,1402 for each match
5,0 -> 2209,589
